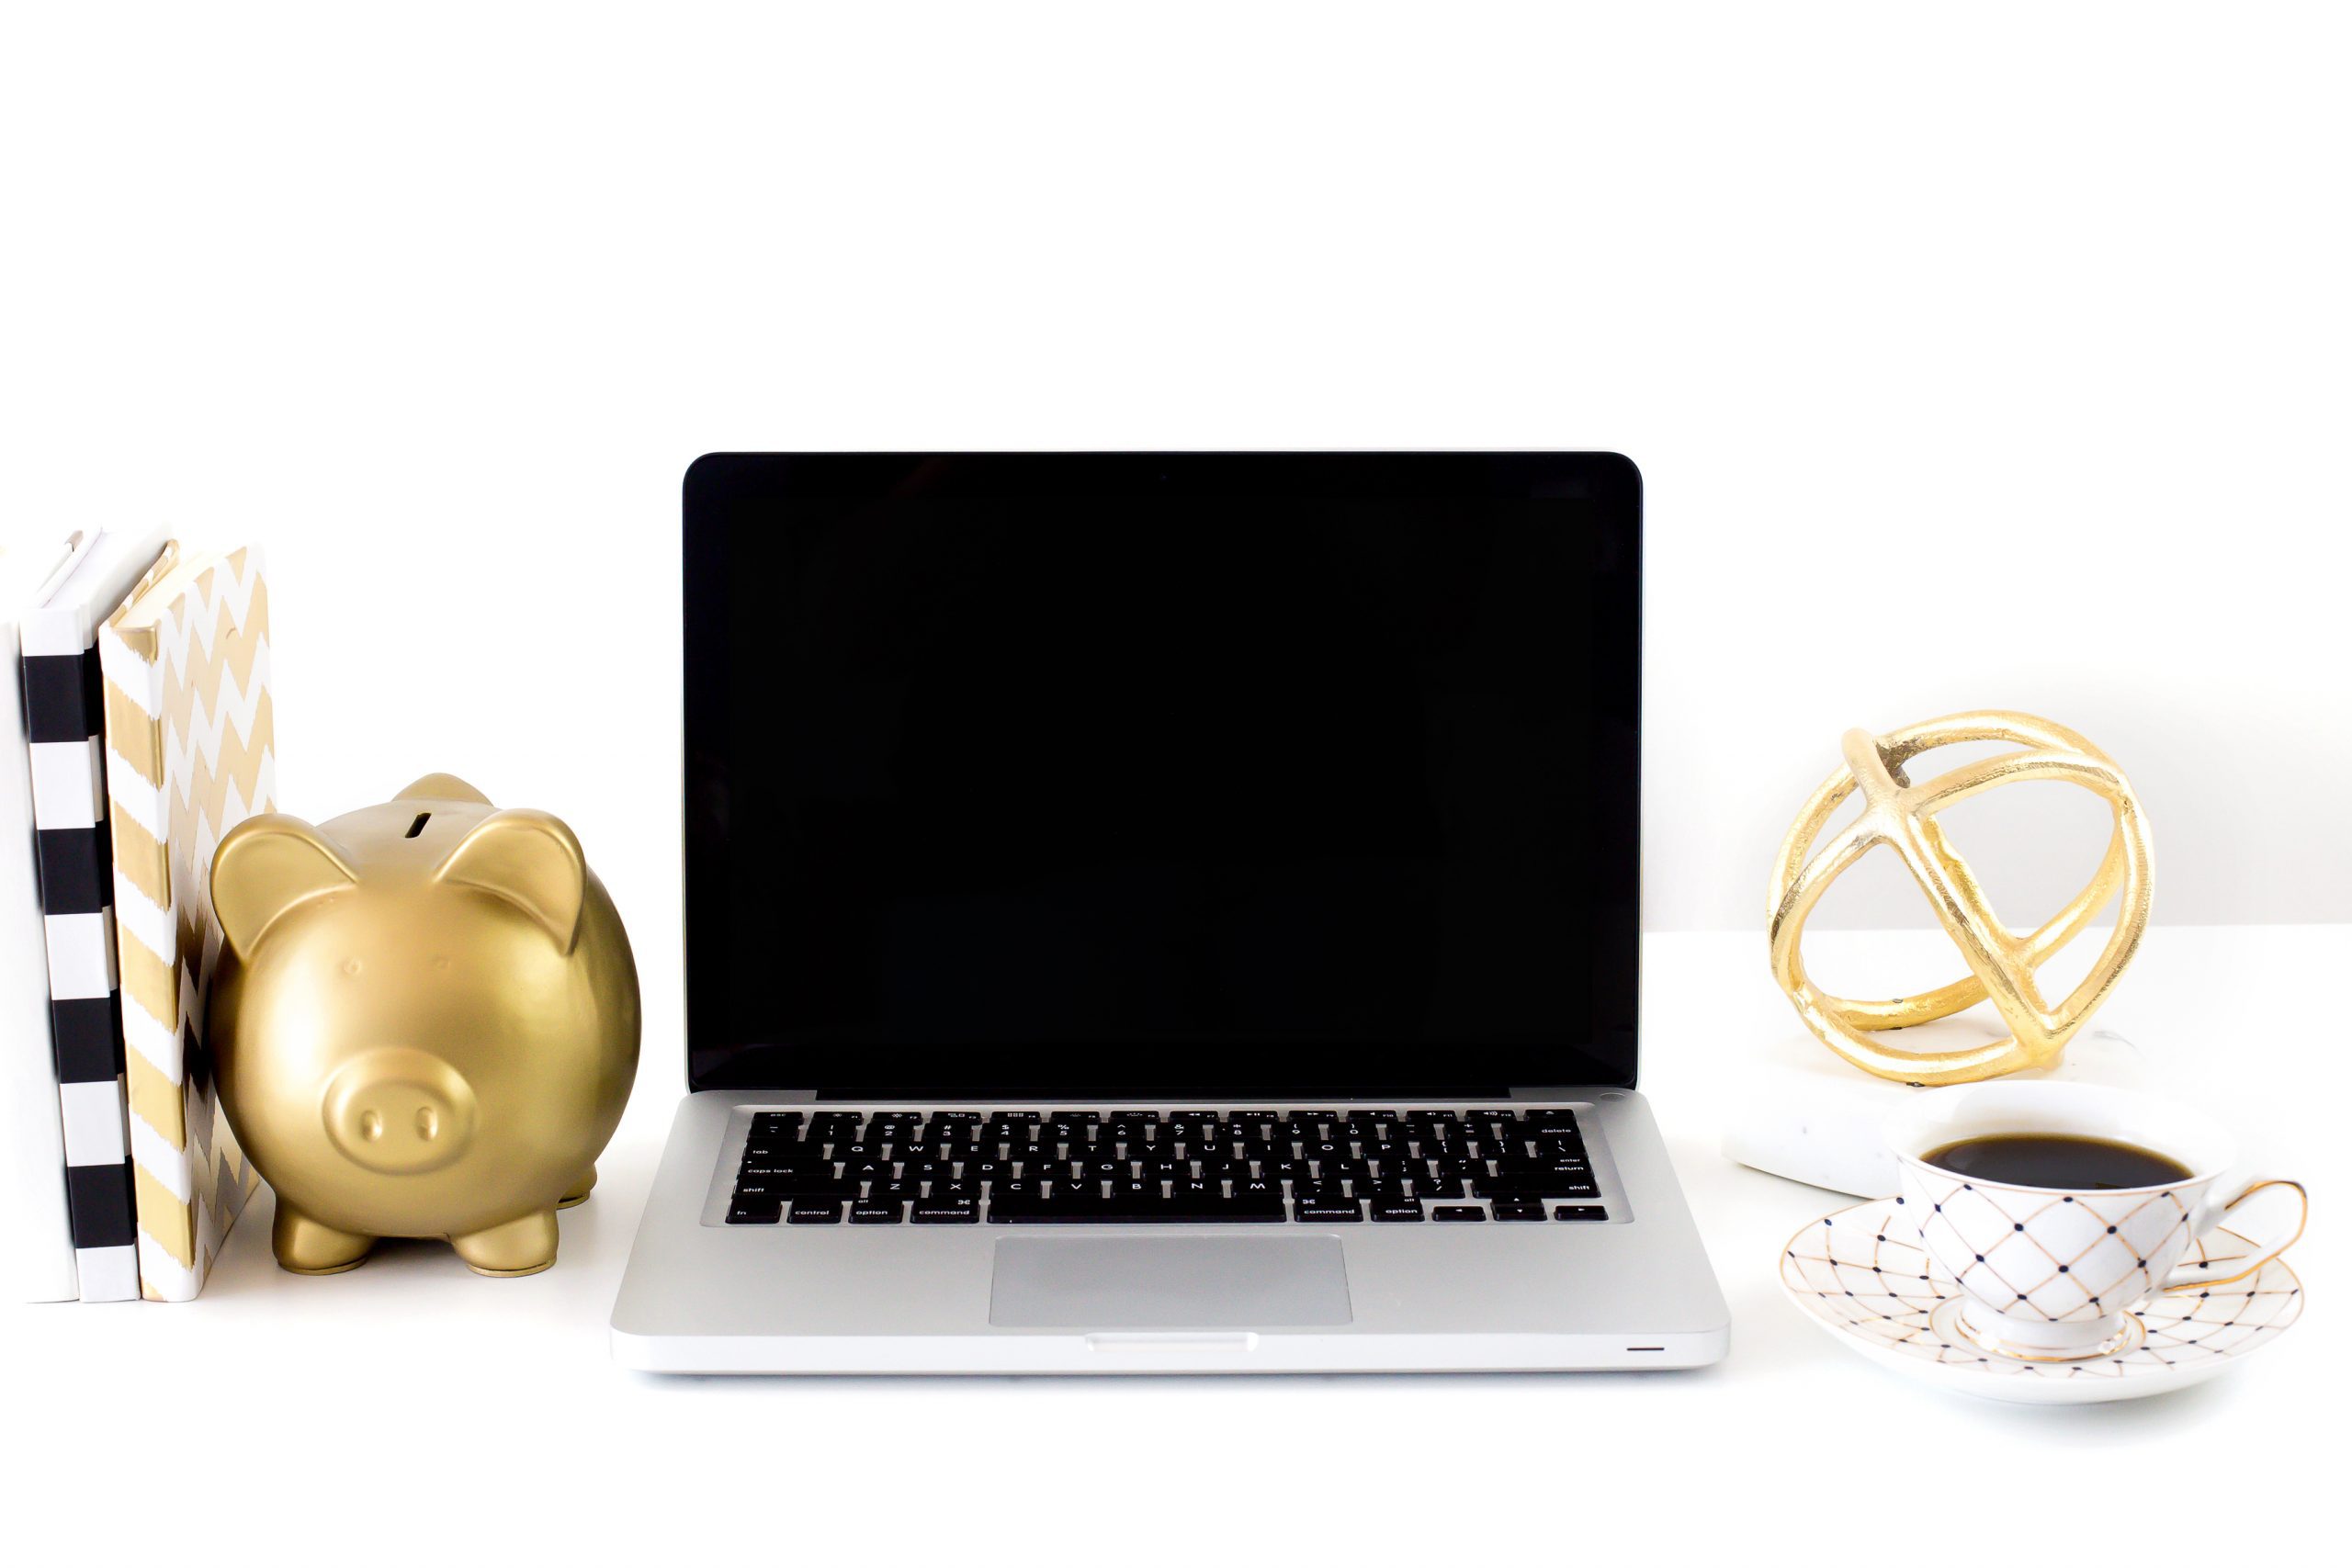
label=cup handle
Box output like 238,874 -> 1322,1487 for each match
2161,1177 -> 2308,1292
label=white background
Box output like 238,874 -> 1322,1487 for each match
4,4 -> 2346,1563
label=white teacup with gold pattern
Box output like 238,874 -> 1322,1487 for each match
1885,1082 -> 2307,1361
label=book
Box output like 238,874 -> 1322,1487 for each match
2,533 -> 87,1303
13,527 -> 171,1302
99,541 -> 272,1300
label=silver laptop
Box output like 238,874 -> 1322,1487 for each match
611,452 -> 1728,1373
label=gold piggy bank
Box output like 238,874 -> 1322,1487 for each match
209,774 -> 639,1277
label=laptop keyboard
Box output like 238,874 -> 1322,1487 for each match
723,1108 -> 1606,1226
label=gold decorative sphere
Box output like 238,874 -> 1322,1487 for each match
1768,711 -> 2153,1087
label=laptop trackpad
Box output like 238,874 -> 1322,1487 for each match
989,1236 -> 1353,1328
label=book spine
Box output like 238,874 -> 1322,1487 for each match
22,617 -> 140,1302
2,632 -> 79,1302
106,548 -> 272,1302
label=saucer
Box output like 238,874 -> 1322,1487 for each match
1779,1196 -> 2303,1404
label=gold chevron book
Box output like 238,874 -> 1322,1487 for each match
99,542 -> 273,1300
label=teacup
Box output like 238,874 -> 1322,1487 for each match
1885,1081 -> 2307,1361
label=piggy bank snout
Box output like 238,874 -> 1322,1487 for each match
322,1048 -> 478,1175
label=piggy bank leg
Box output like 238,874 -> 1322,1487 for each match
449,1209 -> 559,1277
275,1205 -> 375,1275
559,1166 -> 597,1209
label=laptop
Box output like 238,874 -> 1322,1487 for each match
611,452 -> 1729,1373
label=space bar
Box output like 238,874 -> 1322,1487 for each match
988,1203 -> 1287,1224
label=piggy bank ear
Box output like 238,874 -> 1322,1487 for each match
212,816 -> 360,961
431,808 -> 586,953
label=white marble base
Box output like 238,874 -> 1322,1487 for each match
1722,1028 -> 2156,1197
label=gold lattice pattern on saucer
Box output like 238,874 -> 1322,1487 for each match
1769,711 -> 2153,1086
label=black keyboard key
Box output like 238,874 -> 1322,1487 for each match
1477,1162 -> 1601,1199
1102,1179 -> 1160,1213
1491,1199 -> 1548,1222
1476,1178 -> 1600,1201
1496,1156 -> 1592,1179
1293,1200 -> 1363,1223
743,1173 -> 860,1199
742,1139 -> 826,1162
849,1201 -> 904,1224
1554,1205 -> 1608,1222
727,1200 -> 781,1224
1371,1201 -> 1425,1223
997,1184 -> 1099,1219
1068,1198 -> 1286,1224
787,1201 -> 843,1224
1431,1205 -> 1487,1223
738,1157 -> 837,1178
911,1200 -> 979,1224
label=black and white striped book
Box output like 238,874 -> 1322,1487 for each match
3,536 -> 84,1302
17,527 -> 166,1302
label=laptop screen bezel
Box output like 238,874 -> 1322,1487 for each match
682,452 -> 1642,1097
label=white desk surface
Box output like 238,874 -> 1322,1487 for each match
12,926 -> 2337,1560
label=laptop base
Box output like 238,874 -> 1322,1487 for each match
612,1090 -> 1730,1374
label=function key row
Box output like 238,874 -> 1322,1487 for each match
743,1111 -> 1583,1161
752,1109 -> 1580,1134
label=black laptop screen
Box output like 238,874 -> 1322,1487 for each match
684,454 -> 1640,1096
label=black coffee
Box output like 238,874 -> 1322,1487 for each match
1923,1134 -> 2192,1190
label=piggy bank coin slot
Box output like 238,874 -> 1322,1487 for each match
405,812 -> 431,839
